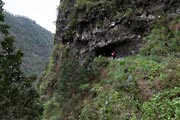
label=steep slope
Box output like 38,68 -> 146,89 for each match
4,12 -> 53,75
41,0 -> 180,119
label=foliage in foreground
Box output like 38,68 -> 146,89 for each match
142,87 -> 180,120
42,94 -> 62,120
0,1 -> 42,119
79,17 -> 180,119
79,55 -> 180,119
0,36 -> 42,120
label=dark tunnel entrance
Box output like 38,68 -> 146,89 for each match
94,39 -> 140,58
95,44 -> 115,57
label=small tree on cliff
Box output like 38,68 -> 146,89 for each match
0,1 -> 42,119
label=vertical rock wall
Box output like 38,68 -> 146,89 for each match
55,0 -> 180,64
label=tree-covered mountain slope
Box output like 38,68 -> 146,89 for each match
4,12 -> 53,75
0,2 -> 42,119
40,0 -> 180,119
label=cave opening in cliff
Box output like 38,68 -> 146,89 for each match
94,40 -> 139,58
95,43 -> 116,57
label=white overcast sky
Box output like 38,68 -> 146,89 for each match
4,0 -> 60,33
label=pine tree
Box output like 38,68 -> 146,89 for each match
0,1 -> 42,119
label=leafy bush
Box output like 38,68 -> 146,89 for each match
42,94 -> 62,120
141,18 -> 180,57
56,46 -> 89,101
79,56 -> 166,119
142,87 -> 180,120
91,55 -> 109,77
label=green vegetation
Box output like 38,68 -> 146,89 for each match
0,1 -> 42,119
141,16 -> 180,57
60,0 -> 120,30
39,44 -> 64,120
60,0 -> 148,39
39,43 -> 64,96
142,87 -> 180,119
40,43 -> 91,119
3,12 -> 53,75
42,94 -> 62,120
78,17 -> 180,119
41,14 -> 180,119
79,55 -> 179,119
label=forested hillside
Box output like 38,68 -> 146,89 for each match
4,12 -> 53,75
0,1 -> 42,119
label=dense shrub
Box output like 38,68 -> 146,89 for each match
142,87 -> 180,120
91,55 -> 109,77
141,17 -> 180,57
42,94 -> 62,120
79,56 -> 166,119
56,47 -> 89,102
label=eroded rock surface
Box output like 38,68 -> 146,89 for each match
55,0 -> 180,64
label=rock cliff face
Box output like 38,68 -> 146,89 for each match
55,0 -> 180,64
40,0 -> 180,119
